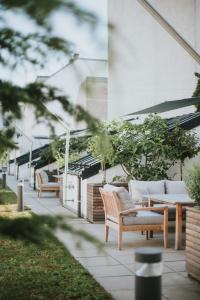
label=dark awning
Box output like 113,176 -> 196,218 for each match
167,112 -> 200,131
9,144 -> 49,166
126,97 -> 200,115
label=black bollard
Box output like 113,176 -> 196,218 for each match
17,182 -> 24,211
2,173 -> 6,188
135,247 -> 162,300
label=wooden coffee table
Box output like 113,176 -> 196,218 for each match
143,194 -> 194,250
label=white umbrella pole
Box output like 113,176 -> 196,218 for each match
62,129 -> 70,206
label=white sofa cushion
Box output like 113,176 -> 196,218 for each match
129,180 -> 165,202
165,180 -> 187,194
123,210 -> 163,225
40,171 -> 49,184
103,184 -> 135,210
145,180 -> 165,194
128,180 -> 148,202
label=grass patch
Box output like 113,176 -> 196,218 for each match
0,179 -> 17,205
0,180 -> 112,300
0,232 -> 112,300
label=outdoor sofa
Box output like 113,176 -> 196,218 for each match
128,180 -> 187,222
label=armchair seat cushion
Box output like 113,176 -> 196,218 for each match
41,183 -> 60,188
123,210 -> 163,225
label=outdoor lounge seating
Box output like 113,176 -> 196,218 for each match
36,171 -> 60,198
129,180 -> 187,221
128,180 -> 187,201
99,185 -> 168,250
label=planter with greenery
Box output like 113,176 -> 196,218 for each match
185,165 -> 200,282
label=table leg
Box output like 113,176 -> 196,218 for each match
175,203 -> 183,250
149,200 -> 153,238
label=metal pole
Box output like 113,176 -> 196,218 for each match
137,0 -> 200,64
14,149 -> 17,177
77,176 -> 82,218
17,181 -> 24,211
29,141 -> 33,186
17,164 -> 19,180
62,129 -> 70,206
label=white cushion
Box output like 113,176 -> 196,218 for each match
165,180 -> 187,195
128,180 -> 148,202
103,184 -> 120,192
145,181 -> 165,194
40,171 -> 49,184
123,210 -> 163,225
103,184 -> 134,210
41,182 -> 60,187
129,180 -> 165,202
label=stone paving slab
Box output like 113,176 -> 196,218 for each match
87,265 -> 133,277
77,256 -> 121,267
162,285 -> 200,300
98,276 -> 135,291
6,175 -> 200,300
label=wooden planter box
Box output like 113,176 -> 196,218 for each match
186,207 -> 200,282
87,182 -> 128,223
87,183 -> 104,223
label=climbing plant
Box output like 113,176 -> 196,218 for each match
192,72 -> 200,111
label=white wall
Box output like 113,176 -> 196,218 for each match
33,58 -> 107,135
15,58 -> 107,149
108,0 -> 197,119
77,77 -> 108,121
12,57 -> 108,158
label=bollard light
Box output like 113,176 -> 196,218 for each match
17,181 -> 24,212
2,173 -> 6,189
135,247 -> 162,300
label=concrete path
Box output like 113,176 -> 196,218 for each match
7,175 -> 200,300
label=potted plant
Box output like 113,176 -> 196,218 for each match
185,164 -> 200,282
87,131 -> 114,184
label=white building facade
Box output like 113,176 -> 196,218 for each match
12,57 -> 108,154
108,0 -> 200,119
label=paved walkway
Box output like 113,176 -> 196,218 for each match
7,175 -> 200,300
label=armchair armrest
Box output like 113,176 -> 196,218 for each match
120,206 -> 168,216
134,200 -> 149,206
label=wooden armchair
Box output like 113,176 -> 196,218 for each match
36,172 -> 60,198
99,188 -> 168,250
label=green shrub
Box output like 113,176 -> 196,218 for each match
185,164 -> 200,207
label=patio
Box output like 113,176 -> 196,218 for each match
7,175 -> 200,300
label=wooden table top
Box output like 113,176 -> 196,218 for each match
143,194 -> 194,205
